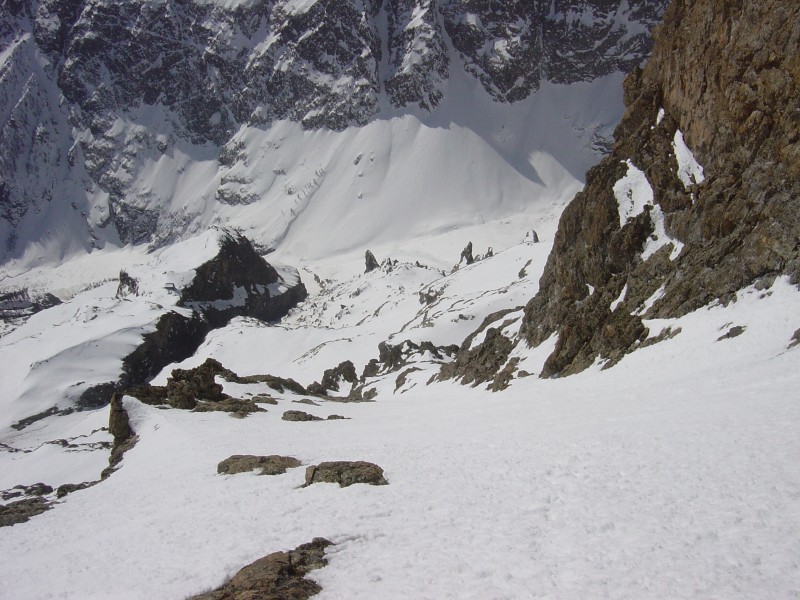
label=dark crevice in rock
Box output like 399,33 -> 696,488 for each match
10,405 -> 74,431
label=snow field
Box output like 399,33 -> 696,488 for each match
1,237 -> 799,599
1,279 -> 799,599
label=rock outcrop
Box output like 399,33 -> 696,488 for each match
364,250 -> 380,273
455,0 -> 800,380
282,410 -> 323,423
89,234 -> 307,408
189,538 -> 333,600
0,497 -> 51,528
101,393 -> 138,479
180,233 -> 308,328
307,360 -> 358,396
304,461 -> 388,488
0,289 -> 61,322
217,455 -> 301,476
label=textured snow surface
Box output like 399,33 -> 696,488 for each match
1,231 -> 799,599
673,129 -> 705,189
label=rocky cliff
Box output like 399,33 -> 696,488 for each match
0,0 -> 666,259
443,0 -> 800,389
452,0 -> 800,382
528,0 -> 800,377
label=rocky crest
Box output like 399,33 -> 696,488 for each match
453,0 -> 800,380
180,232 -> 307,327
84,234 -> 307,410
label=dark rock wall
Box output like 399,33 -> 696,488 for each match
117,234 -> 306,397
180,233 -> 308,327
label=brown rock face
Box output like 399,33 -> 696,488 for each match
517,0 -> 800,377
217,455 -> 301,476
189,538 -> 332,600
304,461 -> 388,488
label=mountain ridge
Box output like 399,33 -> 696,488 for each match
0,0 -> 666,262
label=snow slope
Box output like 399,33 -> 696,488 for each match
1,23 -> 798,599
1,257 -> 798,599
0,70 -> 623,279
1,202 -> 799,598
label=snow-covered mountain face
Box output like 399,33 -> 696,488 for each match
2,1 -> 800,598
0,0 -> 666,265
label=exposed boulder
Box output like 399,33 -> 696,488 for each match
252,394 -> 279,405
293,399 -> 319,406
193,399 -> 266,418
188,538 -> 333,600
304,461 -> 388,488
217,455 -> 301,476
282,410 -> 323,422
